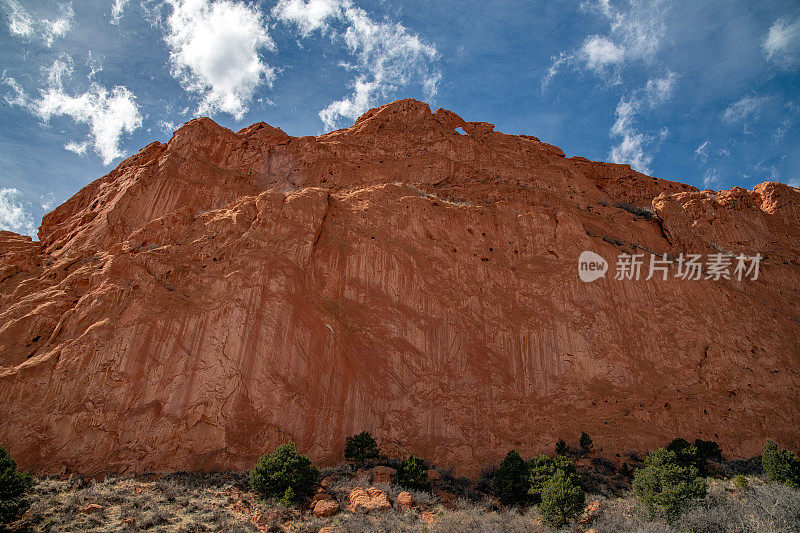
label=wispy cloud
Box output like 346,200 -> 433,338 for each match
546,0 -> 669,84
273,0 -> 440,129
763,14 -> 800,70
41,3 -> 73,46
164,0 -> 275,120
608,71 -> 678,174
3,0 -> 32,37
722,95 -> 770,123
110,0 -> 129,24
694,141 -> 709,162
2,0 -> 74,47
1,70 -> 27,106
582,35 -> 625,73
157,119 -> 177,133
64,140 -> 89,155
273,0 -> 342,36
0,187 -> 36,236
702,168 -> 722,189
3,55 -> 143,165
774,118 -> 791,140
40,192 -> 56,211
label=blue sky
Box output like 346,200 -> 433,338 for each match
1,0 -> 799,237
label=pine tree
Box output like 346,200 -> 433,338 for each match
579,432 -> 593,453
493,451 -> 530,505
0,446 -> 34,524
633,448 -> 707,521
249,442 -> 319,505
762,439 -> 800,488
344,431 -> 380,466
397,454 -> 430,491
555,438 -> 569,456
539,469 -> 585,527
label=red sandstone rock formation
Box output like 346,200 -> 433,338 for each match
0,99 -> 798,476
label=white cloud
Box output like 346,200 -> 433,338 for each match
542,51 -> 572,89
272,0 -> 342,36
4,0 -> 33,37
581,35 -> 625,72
751,160 -> 784,183
788,178 -> 799,188
164,0 -> 275,120
0,188 -> 36,236
4,57 -> 143,165
763,15 -> 800,69
37,84 -> 142,165
64,140 -> 89,155
644,71 -> 677,104
774,118 -> 792,140
694,140 -> 709,162
274,0 -> 440,129
41,3 -> 73,47
582,0 -> 613,18
722,95 -> 769,123
158,119 -> 177,132
608,71 -> 677,174
86,51 -> 103,80
703,168 -> 722,189
111,0 -> 129,24
40,193 -> 56,211
1,70 -> 28,106
3,1 -> 73,46
552,0 -> 669,81
609,99 -> 652,173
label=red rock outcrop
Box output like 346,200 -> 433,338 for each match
0,99 -> 798,477
347,487 -> 391,513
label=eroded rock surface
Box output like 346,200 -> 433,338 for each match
0,99 -> 798,476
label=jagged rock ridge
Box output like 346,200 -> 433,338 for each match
1,99 -> 798,476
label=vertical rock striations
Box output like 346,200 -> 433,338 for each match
0,99 -> 798,476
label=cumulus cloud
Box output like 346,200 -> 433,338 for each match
763,15 -> 800,69
273,0 -> 440,129
548,0 -> 669,83
164,0 -> 275,120
722,95 -> 769,123
608,71 -> 677,174
0,188 -> 36,236
2,1 -> 73,47
3,56 -> 143,165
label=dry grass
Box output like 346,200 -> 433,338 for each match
10,473 -> 280,532
4,464 -> 800,532
587,477 -> 800,533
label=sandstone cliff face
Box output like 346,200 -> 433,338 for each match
1,99 -> 798,476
